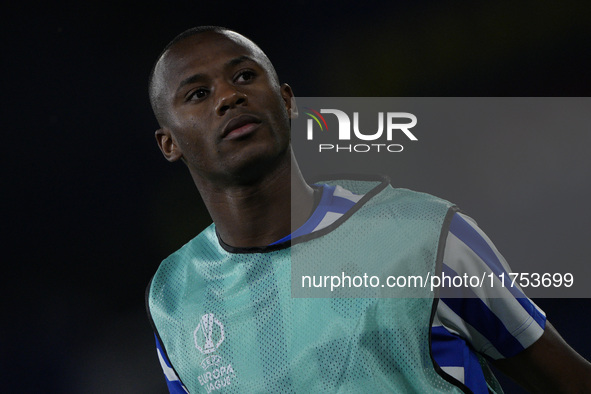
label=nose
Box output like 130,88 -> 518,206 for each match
215,83 -> 247,116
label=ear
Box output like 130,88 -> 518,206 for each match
280,83 -> 298,119
155,128 -> 182,162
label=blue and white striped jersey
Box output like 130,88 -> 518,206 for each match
155,334 -> 189,393
434,212 -> 546,392
154,183 -> 546,393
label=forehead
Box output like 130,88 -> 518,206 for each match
155,31 -> 268,91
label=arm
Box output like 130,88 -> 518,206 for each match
437,212 -> 590,392
492,321 -> 591,393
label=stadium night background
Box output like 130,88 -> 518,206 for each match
4,1 -> 591,393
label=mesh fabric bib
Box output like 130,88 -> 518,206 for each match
148,179 -> 471,393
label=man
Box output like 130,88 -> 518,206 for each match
147,26 -> 591,393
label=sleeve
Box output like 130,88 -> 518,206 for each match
155,334 -> 190,394
435,212 -> 547,360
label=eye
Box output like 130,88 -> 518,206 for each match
235,70 -> 256,83
187,88 -> 209,101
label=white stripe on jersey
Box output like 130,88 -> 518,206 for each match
455,213 -> 521,292
431,312 -> 458,335
441,366 -> 465,384
302,184 -> 362,234
455,213 -> 545,320
333,185 -> 364,203
157,348 -> 181,383
313,211 -> 344,232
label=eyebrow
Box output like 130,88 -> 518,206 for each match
176,56 -> 257,94
176,73 -> 206,94
226,55 -> 254,68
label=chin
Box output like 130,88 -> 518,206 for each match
223,143 -> 289,185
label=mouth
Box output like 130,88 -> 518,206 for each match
221,114 -> 262,140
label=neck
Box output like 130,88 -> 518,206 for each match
194,150 -> 315,248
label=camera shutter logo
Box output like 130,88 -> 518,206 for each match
194,313 -> 225,354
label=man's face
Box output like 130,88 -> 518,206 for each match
153,31 -> 294,185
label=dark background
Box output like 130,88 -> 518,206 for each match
4,1 -> 590,393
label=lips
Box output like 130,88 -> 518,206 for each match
221,114 -> 262,140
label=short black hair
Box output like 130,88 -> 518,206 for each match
148,26 -> 229,126
161,26 -> 229,56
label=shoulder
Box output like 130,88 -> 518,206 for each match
384,186 -> 454,208
149,223 -> 218,297
370,186 -> 457,228
347,179 -> 456,215
437,212 -> 547,359
314,175 -> 456,213
160,223 -> 216,266
442,211 -> 514,278
330,179 -> 458,237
